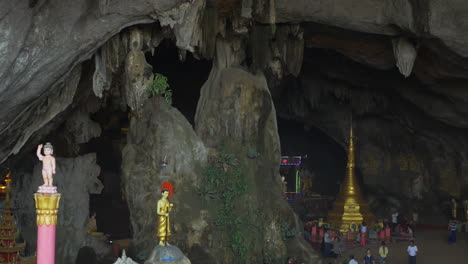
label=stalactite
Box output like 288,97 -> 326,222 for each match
392,37 -> 418,77
92,48 -> 111,98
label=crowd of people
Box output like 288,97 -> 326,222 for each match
319,240 -> 418,264
288,203 -> 467,264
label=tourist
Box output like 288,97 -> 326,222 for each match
378,241 -> 388,264
363,248 -> 376,264
323,228 -> 333,257
331,236 -> 342,258
303,226 -> 311,241
407,240 -> 418,264
348,255 -> 358,264
337,233 -> 347,255
448,219 -> 457,244
391,211 -> 399,231
360,222 -> 367,246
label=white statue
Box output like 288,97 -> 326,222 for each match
113,250 -> 138,264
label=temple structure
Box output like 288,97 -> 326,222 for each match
328,124 -> 376,232
0,172 -> 34,264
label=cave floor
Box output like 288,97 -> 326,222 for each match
329,229 -> 468,263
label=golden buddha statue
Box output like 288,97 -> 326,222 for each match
301,170 -> 313,197
157,189 -> 173,246
451,198 -> 457,219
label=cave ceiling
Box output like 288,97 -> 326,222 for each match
1,0 -> 468,165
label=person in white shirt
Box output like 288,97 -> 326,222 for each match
407,240 -> 418,264
361,222 -> 367,246
391,211 -> 399,230
349,255 -> 358,264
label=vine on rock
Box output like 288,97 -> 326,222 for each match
198,142 -> 258,263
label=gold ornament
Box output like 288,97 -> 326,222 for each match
34,194 -> 61,227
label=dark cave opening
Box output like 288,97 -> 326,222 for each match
277,118 -> 346,197
80,99 -> 132,240
145,39 -> 212,125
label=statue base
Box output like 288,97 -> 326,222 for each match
144,245 -> 191,264
37,186 -> 57,194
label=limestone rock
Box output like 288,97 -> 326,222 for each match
121,96 -> 207,256
65,110 -> 102,144
195,59 -> 320,262
392,37 -> 418,77
93,48 -> 112,98
0,0 -> 202,162
195,67 -> 278,147
124,28 -> 153,112
275,0 -> 468,58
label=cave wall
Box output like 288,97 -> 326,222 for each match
0,0 -> 205,163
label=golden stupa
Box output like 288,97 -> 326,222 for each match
328,124 -> 376,232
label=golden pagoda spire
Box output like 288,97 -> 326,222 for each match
328,120 -> 376,232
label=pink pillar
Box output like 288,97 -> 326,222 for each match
37,224 -> 56,264
34,192 -> 61,264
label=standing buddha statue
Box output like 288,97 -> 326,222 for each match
451,198 -> 457,219
157,189 -> 173,246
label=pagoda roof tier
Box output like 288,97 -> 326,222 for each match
0,215 -> 13,219
0,231 -> 19,239
0,242 -> 25,253
0,259 -> 36,264
0,223 -> 17,229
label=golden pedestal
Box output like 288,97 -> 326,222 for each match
34,193 -> 61,227
328,125 -> 376,232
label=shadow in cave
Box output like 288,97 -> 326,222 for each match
278,118 -> 346,196
145,39 -> 212,125
80,99 -> 132,240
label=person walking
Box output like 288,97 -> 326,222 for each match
448,219 -> 457,244
363,248 -> 376,264
348,255 -> 358,264
378,241 -> 389,264
391,211 -> 399,231
407,240 -> 418,264
360,222 -> 367,246
323,228 -> 333,257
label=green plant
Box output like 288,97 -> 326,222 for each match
231,231 -> 248,259
247,147 -> 260,159
280,221 -> 297,241
200,143 -> 268,263
147,73 -> 172,105
197,186 -> 217,201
